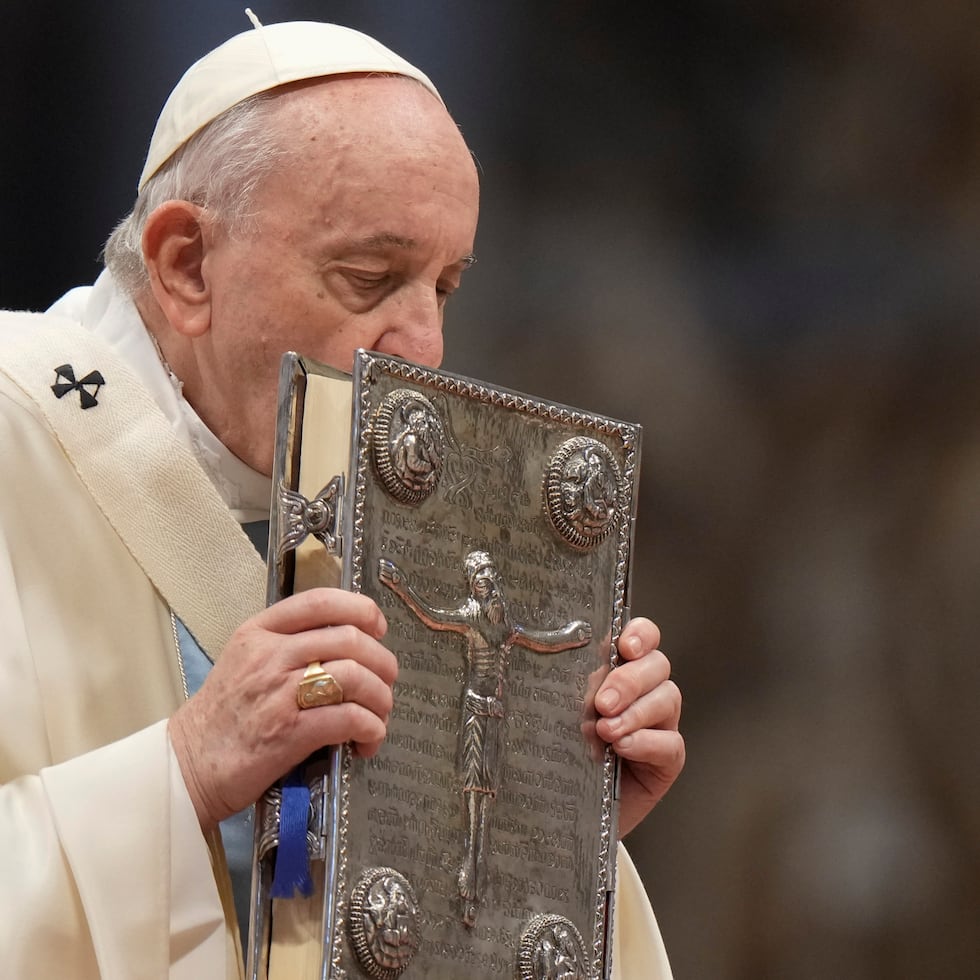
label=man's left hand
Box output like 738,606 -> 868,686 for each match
594,617 -> 684,838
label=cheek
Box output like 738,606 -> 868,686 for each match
295,317 -> 374,373
218,322 -> 276,381
230,273 -> 381,374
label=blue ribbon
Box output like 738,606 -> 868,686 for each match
270,766 -> 314,898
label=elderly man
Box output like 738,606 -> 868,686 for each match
0,18 -> 683,980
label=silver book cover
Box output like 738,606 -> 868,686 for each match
248,350 -> 642,980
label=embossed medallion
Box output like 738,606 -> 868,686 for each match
347,867 -> 421,979
543,437 -> 622,551
518,914 -> 589,980
371,389 -> 445,504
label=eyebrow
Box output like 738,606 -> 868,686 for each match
357,233 -> 416,250
350,233 -> 477,268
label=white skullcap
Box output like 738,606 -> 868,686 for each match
138,17 -> 442,191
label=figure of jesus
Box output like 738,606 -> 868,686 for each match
378,550 -> 592,926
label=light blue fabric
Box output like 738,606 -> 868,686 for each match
174,518 -> 269,953
174,616 -> 254,954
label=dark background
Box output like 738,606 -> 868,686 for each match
3,2 -> 978,976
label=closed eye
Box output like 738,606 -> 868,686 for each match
346,271 -> 389,290
436,277 -> 464,307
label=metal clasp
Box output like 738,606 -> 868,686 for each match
275,475 -> 344,562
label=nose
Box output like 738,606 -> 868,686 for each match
373,285 -> 444,368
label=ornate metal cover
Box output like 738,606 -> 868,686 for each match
255,350 -> 642,980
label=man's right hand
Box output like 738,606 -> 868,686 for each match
167,588 -> 395,831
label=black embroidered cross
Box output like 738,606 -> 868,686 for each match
51,364 -> 105,409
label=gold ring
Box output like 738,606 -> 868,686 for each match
297,661 -> 344,710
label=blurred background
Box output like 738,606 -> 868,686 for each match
2,1 -> 977,976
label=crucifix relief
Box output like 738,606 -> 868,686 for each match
378,550 -> 592,927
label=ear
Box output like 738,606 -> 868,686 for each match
141,201 -> 213,338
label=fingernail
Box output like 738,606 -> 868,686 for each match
620,635 -> 640,658
596,690 -> 619,713
617,734 -> 634,750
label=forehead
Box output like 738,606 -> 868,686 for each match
252,76 -> 479,241
272,76 -> 472,175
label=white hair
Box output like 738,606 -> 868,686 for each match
103,90 -> 292,297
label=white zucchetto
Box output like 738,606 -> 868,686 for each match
139,17 -> 441,191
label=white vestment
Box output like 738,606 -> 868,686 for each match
0,277 -> 672,979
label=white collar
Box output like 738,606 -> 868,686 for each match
47,270 -> 272,522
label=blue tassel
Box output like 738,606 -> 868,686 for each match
270,767 -> 314,898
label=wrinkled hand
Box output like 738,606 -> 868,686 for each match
594,618 -> 684,838
168,588 -> 396,831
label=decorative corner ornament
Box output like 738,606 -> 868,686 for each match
543,436 -> 622,551
371,389 -> 445,504
51,363 -> 105,409
518,914 -> 589,980
347,867 -> 421,979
